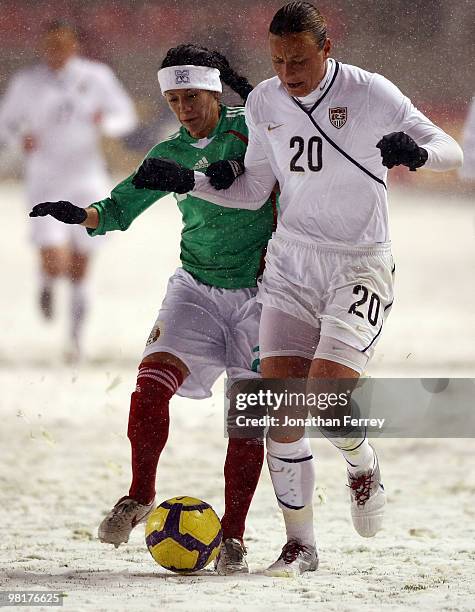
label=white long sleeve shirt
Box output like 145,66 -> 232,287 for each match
0,56 -> 137,201
192,60 -> 463,245
459,96 -> 475,181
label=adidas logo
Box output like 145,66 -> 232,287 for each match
193,156 -> 209,171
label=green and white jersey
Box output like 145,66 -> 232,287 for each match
89,105 -> 277,289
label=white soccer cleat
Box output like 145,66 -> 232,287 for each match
348,451 -> 386,537
264,540 -> 318,577
98,496 -> 156,548
215,538 -> 249,575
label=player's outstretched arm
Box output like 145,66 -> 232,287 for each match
132,100 -> 276,208
132,157 -> 194,193
192,157 -> 276,210
191,101 -> 277,210
377,128 -> 463,173
459,96 -> 475,181
96,65 -> 138,138
132,156 -> 248,193
370,74 -> 463,173
29,201 -> 99,229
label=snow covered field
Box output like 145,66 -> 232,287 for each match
1,181 -> 474,611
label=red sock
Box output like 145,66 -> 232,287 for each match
220,438 -> 264,541
127,362 -> 183,505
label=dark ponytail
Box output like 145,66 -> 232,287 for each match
269,2 -> 327,49
160,44 -> 253,102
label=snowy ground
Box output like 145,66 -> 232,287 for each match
1,181 -> 474,611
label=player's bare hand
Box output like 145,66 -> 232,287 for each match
205,158 -> 245,190
132,157 -> 195,193
376,131 -> 428,171
29,201 -> 87,224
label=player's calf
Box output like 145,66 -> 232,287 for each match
128,359 -> 184,503
39,286 -> 53,320
99,359 -> 184,548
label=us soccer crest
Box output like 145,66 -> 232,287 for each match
175,69 -> 190,85
329,107 -> 347,129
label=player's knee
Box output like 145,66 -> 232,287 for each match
227,386 -> 267,440
317,395 -> 363,437
127,361 -> 183,442
41,247 -> 68,277
314,336 -> 368,375
226,408 -> 267,440
42,257 -> 64,277
134,359 -> 184,398
307,337 -> 363,425
127,360 -> 183,443
140,352 -> 189,379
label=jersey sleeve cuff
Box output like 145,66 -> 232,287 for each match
86,202 -> 106,236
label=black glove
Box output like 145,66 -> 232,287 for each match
132,157 -> 195,193
29,201 -> 87,224
205,158 -> 245,190
376,132 -> 428,171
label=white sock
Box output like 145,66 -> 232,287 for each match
328,433 -> 375,475
70,280 -> 88,347
266,436 -> 316,547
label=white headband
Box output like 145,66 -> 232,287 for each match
157,65 -> 222,95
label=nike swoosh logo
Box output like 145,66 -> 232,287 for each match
131,513 -> 143,528
267,123 -> 284,131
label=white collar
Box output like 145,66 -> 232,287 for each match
295,58 -> 335,109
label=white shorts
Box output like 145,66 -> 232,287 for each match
28,184 -> 107,253
143,268 -> 261,399
257,232 -> 395,369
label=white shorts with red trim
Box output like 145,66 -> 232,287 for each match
143,268 -> 261,399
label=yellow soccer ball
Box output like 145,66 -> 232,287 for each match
145,496 -> 222,573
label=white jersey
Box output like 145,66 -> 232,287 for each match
193,59 -> 463,245
0,56 -> 137,202
459,96 -> 475,180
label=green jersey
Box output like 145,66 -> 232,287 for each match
89,105 -> 277,289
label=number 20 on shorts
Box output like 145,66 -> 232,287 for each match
348,285 -> 381,327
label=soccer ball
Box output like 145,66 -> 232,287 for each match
145,496 -> 222,573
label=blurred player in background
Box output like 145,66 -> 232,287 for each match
133,1 -> 464,576
0,20 -> 137,360
459,95 -> 475,181
30,44 -> 277,574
